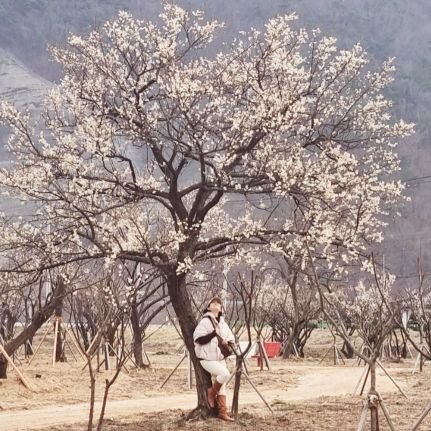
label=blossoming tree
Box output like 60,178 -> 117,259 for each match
0,4 -> 412,413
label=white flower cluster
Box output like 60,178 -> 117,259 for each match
0,4 -> 412,302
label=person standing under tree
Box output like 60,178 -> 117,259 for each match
193,296 -> 235,422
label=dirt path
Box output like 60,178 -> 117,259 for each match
1,365 -> 406,431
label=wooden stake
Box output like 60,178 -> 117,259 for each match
319,345 -> 332,364
378,396 -> 396,431
336,345 -> 346,365
105,342 -> 129,373
63,324 -> 87,362
27,322 -> 52,366
143,345 -> 152,368
52,318 -> 59,366
406,344 -> 414,360
25,340 -> 34,358
123,345 -> 138,368
104,342 -> 110,371
376,360 -> 408,399
411,402 -> 431,431
261,340 -> 271,371
241,370 -> 274,413
292,343 -> 300,358
353,364 -> 369,396
257,339 -> 264,370
360,365 -> 371,396
187,350 -> 193,389
356,392 -> 396,431
227,347 -> 274,415
160,353 -> 186,389
356,403 -> 368,431
256,339 -> 271,371
0,344 -> 32,390
86,328 -> 101,355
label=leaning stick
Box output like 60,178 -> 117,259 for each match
0,344 -> 32,390
52,319 -> 59,366
378,395 -> 396,431
376,360 -> 408,399
410,402 -> 431,431
241,371 -> 274,414
359,365 -> 370,396
27,322 -> 52,366
63,325 -> 87,362
356,404 -> 368,431
105,342 -> 129,373
65,339 -> 77,361
86,328 -> 102,355
353,364 -> 369,396
160,354 -> 187,389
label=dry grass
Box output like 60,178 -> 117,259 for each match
1,326 -> 430,430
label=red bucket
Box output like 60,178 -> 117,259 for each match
263,341 -> 281,358
253,341 -> 282,366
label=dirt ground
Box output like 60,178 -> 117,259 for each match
1,326 -> 431,430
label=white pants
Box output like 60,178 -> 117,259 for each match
200,359 -> 230,396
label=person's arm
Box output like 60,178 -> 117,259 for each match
195,330 -> 217,345
193,317 -> 217,345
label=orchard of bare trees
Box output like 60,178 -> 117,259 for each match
2,4 -> 431,431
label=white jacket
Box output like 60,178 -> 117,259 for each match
193,312 -> 235,361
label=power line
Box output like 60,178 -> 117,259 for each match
404,175 -> 431,183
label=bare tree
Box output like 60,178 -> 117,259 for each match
309,253 -> 402,431
398,261 -> 431,367
227,271 -> 260,418
122,263 -> 170,368
267,267 -> 319,358
0,273 -> 67,378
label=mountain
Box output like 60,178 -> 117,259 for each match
0,48 -> 50,215
0,47 -> 50,109
0,0 -> 430,277
0,47 -> 50,166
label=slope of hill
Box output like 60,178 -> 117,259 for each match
0,48 -> 50,216
0,0 -> 429,275
0,47 -> 50,110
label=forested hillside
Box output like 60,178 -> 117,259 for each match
0,0 -> 429,277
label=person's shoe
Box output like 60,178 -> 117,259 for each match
207,381 -> 223,408
216,395 -> 235,421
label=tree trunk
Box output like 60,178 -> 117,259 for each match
298,327 -> 314,357
369,360 -> 379,431
77,320 -> 90,351
165,271 -> 212,414
341,327 -> 355,359
419,332 -> 424,372
54,284 -> 66,363
284,276 -> 299,360
341,341 -> 354,359
282,330 -> 297,359
130,302 -> 146,368
0,360 -> 7,379
106,322 -> 118,356
25,337 -> 34,357
283,324 -> 312,359
231,356 -> 242,418
55,323 -> 66,362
